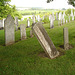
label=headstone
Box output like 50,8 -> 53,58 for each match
27,18 -> 30,28
4,15 -> 15,46
32,22 -> 59,59
0,19 -> 5,28
32,14 -> 35,23
58,12 -> 63,25
56,13 -> 58,20
50,15 -> 54,29
43,16 -> 45,20
63,27 -> 69,50
72,15 -> 74,21
66,20 -> 68,23
49,14 -> 52,21
74,11 -> 75,16
71,9 -> 73,16
20,24 -> 26,40
15,17 -> 18,31
52,12 -> 55,20
62,13 -> 65,24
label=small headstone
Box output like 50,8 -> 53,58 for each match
4,15 -> 15,46
66,20 -> 68,23
69,16 -> 70,22
52,12 -> 55,20
71,9 -> 73,16
37,15 -> 40,22
27,18 -> 30,28
20,24 -> 26,40
0,19 -> 5,28
32,14 -> 35,23
56,13 -> 58,20
72,16 -> 74,21
32,22 -> 59,59
43,16 -> 45,20
50,15 -> 54,29
63,27 -> 69,50
15,17 -> 18,31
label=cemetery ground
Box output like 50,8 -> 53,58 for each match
0,19 -> 75,75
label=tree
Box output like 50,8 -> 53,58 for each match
47,0 -> 75,7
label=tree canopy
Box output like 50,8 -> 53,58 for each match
47,0 -> 75,7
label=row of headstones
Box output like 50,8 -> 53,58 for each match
4,15 -> 71,59
4,15 -> 33,46
49,11 -> 75,29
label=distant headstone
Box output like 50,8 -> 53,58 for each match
63,27 -> 69,50
15,17 -> 18,31
43,16 -> 45,20
27,18 -> 30,28
32,22 -> 59,59
62,13 -> 65,24
37,15 -> 40,22
71,9 -> 73,16
4,15 -> 15,46
66,20 -> 68,23
56,13 -> 58,20
20,24 -> 26,40
32,14 -> 35,23
50,15 -> 54,29
69,16 -> 70,22
0,19 -> 5,28
72,16 -> 74,21
52,12 -> 55,20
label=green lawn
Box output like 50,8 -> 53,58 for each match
0,19 -> 75,75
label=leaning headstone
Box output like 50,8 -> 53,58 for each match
4,15 -> 15,46
20,24 -> 26,40
32,22 -> 59,59
27,18 -> 30,28
63,27 -> 69,50
15,17 -> 18,31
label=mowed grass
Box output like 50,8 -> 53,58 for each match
0,19 -> 75,75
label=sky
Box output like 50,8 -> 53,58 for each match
10,0 -> 74,9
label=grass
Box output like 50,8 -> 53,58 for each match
0,17 -> 75,75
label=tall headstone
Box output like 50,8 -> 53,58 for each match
37,15 -> 40,22
27,18 -> 30,28
32,22 -> 59,59
72,15 -> 74,21
63,27 -> 69,50
71,9 -> 73,17
4,15 -> 15,46
15,17 -> 18,31
20,24 -> 26,40
52,12 -> 55,20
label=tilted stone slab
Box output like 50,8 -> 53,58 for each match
4,15 -> 15,46
20,24 -> 26,40
32,22 -> 59,59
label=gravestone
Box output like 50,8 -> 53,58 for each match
27,18 -> 30,28
52,12 -> 55,20
32,14 -> 35,23
71,9 -> 73,16
58,12 -> 63,26
15,17 -> 18,31
43,16 -> 45,20
56,13 -> 58,20
50,15 -> 54,29
63,27 -> 69,50
62,13 -> 65,24
0,19 -> 5,28
72,16 -> 74,21
66,20 -> 68,23
4,15 -> 15,46
32,22 -> 59,59
20,24 -> 26,40
37,15 -> 40,22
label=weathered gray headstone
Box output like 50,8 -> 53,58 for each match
32,22 -> 59,59
63,27 -> 69,50
20,24 -> 26,40
32,14 -> 35,23
4,15 -> 15,46
15,17 -> 18,31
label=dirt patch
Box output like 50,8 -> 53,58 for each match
59,44 -> 74,50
